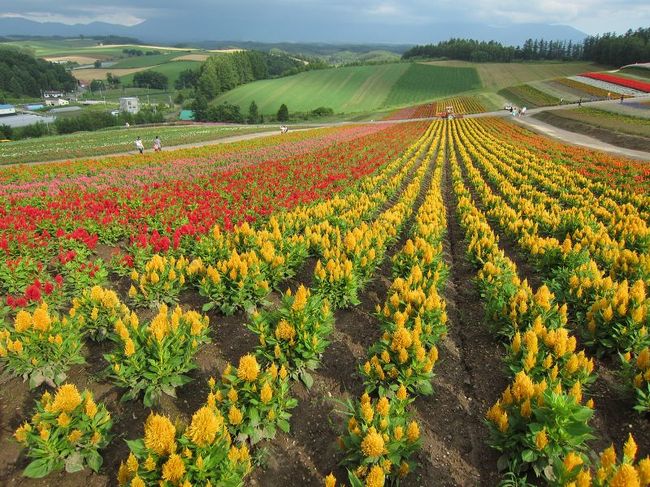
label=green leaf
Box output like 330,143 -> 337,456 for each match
300,371 -> 314,389
86,450 -> 103,472
23,458 -> 54,478
521,449 -> 536,463
202,302 -> 215,312
277,419 -> 290,433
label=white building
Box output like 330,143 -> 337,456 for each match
44,98 -> 70,107
119,97 -> 140,114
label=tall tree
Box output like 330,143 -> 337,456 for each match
247,100 -> 260,124
277,103 -> 289,122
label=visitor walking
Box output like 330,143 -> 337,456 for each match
578,98 -> 582,107
135,136 -> 144,154
620,94 -> 624,104
153,136 -> 162,152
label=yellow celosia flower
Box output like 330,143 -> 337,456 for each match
624,434 -> 637,461
292,285 -> 309,311
324,472 -> 336,487
275,319 -> 296,341
365,465 -> 385,487
361,427 -> 386,457
68,429 -> 82,443
126,452 -> 139,473
260,382 -> 273,404
51,384 -> 82,413
57,412 -> 71,428
124,338 -> 135,357
228,405 -> 243,425
564,452 -> 584,472
237,354 -> 260,382
162,454 -> 186,483
144,455 -> 156,471
407,421 -> 420,442
14,310 -> 32,332
610,464 -> 640,487
130,476 -> 145,487
396,385 -> 407,401
143,413 -> 176,456
187,406 -> 222,447
376,397 -> 389,417
85,395 -> 98,419
535,429 -> 548,450
117,462 -> 130,485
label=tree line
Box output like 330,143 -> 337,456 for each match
402,27 -> 650,65
0,47 -> 77,98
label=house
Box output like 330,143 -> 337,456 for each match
0,104 -> 16,116
120,97 -> 140,114
43,91 -> 65,99
44,98 -> 70,107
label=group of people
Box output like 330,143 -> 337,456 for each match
280,125 -> 289,134
134,136 -> 163,154
504,105 -> 527,117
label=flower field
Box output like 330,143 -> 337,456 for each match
0,116 -> 649,486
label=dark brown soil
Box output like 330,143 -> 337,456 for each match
534,111 -> 650,152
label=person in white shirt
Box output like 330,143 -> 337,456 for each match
153,136 -> 162,152
135,136 -> 144,154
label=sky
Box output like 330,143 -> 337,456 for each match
0,0 -> 648,37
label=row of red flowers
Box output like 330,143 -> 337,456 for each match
580,72 -> 650,93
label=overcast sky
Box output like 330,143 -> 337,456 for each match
0,0 -> 648,36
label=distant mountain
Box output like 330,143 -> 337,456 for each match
0,18 -> 134,38
0,16 -> 588,47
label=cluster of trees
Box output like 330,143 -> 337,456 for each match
55,107 -> 163,134
133,71 -> 169,90
122,48 -> 162,57
402,28 -> 650,65
0,47 -> 77,97
402,38 -> 583,62
583,28 -> 650,66
0,107 -> 164,141
194,51 -> 326,100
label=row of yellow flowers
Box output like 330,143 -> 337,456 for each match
448,121 -> 649,485
327,125 -> 449,487
457,117 -> 648,284
450,118 -> 650,412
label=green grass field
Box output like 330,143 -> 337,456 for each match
215,62 -> 480,115
117,61 -> 203,87
426,61 -> 605,90
0,125 -> 267,165
110,53 -> 189,69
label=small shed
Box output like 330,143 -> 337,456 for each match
0,104 -> 16,116
120,97 -> 140,114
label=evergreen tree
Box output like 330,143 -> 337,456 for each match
277,103 -> 289,122
247,100 -> 260,124
192,93 -> 209,121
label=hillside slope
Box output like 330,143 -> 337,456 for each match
215,62 -> 480,115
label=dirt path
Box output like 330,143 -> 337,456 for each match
511,115 -> 650,160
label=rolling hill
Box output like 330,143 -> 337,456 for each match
214,63 -> 481,115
